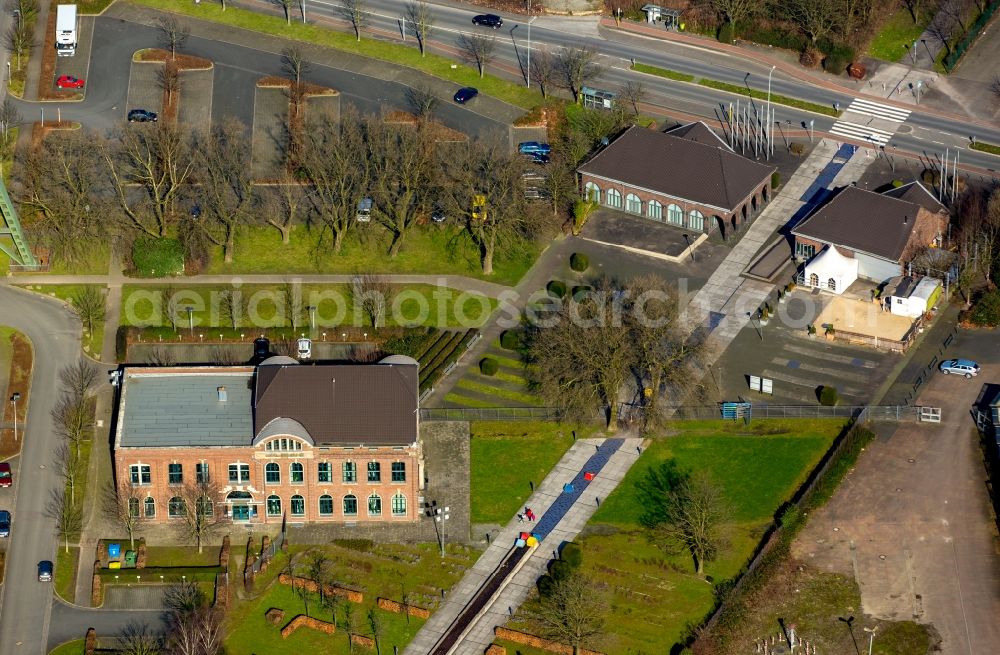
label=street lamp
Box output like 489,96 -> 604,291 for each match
682,234 -> 695,262
425,501 -> 450,556
746,312 -> 763,341
766,65 -> 776,159
863,626 -> 878,655
526,15 -> 538,89
306,305 -> 317,331
10,393 -> 20,442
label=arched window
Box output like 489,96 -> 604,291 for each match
168,497 -> 186,518
667,204 -> 683,225
343,494 -> 358,516
196,495 -> 213,517
144,497 -> 155,518
368,494 -> 382,516
606,188 -> 622,208
391,493 -> 407,516
625,193 -> 642,214
265,462 -> 280,484
584,181 -> 601,203
290,494 -> 305,516
128,497 -> 140,518
290,462 -> 304,484
828,278 -> 837,291
809,273 -> 819,287
647,200 -> 663,221
688,210 -> 705,231
266,495 -> 282,517
318,495 -> 334,516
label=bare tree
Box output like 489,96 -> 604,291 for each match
708,0 -> 764,36
307,550 -> 330,607
176,479 -> 226,554
0,98 -> 21,144
12,0 -> 39,22
350,274 -> 390,327
457,33 -> 497,78
157,16 -> 189,60
787,0 -> 843,45
164,581 -> 225,655
903,0 -> 923,22
145,345 -> 176,366
282,280 -> 304,330
218,288 -> 243,328
529,47 -> 558,99
263,177 -> 309,244
281,46 -> 311,121
52,393 -> 94,458
55,443 -> 83,507
404,84 -> 440,120
926,14 -> 955,58
617,80 -> 646,117
274,0 -> 294,25
71,286 -> 106,336
59,357 -> 99,401
4,23 -> 31,70
542,154 -> 578,217
116,622 -> 161,655
527,574 -> 606,655
102,479 -> 147,549
991,74 -> 1000,101
46,487 -> 82,553
340,0 -> 368,40
556,47 -> 602,102
368,607 -> 385,655
406,1 -> 435,57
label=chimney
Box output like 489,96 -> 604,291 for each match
217,386 -> 227,402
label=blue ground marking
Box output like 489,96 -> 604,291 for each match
787,360 -> 801,369
798,161 -> 845,203
530,439 -> 625,541
834,143 -> 857,161
707,311 -> 726,333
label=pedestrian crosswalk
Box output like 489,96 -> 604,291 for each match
828,97 -> 912,147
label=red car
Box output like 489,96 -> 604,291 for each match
56,75 -> 85,89
0,462 -> 11,488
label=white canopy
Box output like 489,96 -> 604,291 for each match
804,246 -> 859,295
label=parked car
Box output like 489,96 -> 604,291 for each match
453,87 -> 478,104
0,463 -> 11,488
0,510 -> 10,538
938,358 -> 980,378
297,337 -> 312,360
472,14 -> 503,28
518,141 -> 551,155
530,153 -> 550,164
38,560 -> 53,582
55,75 -> 85,89
253,337 -> 270,361
127,109 -> 158,123
356,197 -> 373,222
431,209 -> 447,223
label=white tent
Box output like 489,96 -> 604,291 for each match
803,246 -> 859,295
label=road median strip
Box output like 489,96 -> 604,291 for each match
971,141 -> 1000,156
697,78 -> 840,116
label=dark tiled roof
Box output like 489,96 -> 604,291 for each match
577,124 -> 774,211
664,121 -> 733,150
254,363 -> 418,446
792,186 -> 927,261
882,181 -> 946,214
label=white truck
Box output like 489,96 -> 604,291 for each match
55,4 -> 77,57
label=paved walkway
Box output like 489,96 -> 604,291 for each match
687,139 -> 872,358
405,436 -> 643,655
102,585 -> 168,610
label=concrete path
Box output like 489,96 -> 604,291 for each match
405,436 -> 643,655
687,139 -> 872,358
102,585 -> 168,610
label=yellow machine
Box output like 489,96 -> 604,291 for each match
471,194 -> 487,221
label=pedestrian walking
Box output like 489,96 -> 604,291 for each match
596,496 -> 601,507
517,513 -> 524,523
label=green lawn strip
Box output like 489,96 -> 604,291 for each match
1,127 -> 18,180
47,639 -> 85,655
469,422 -> 587,523
417,330 -> 462,368
99,565 -> 222,584
630,62 -> 696,82
482,369 -> 531,386
419,331 -> 468,381
455,378 -> 540,405
971,141 -> 1000,156
129,0 -> 540,109
17,284 -> 106,356
698,79 -> 839,116
198,225 -> 536,285
487,353 -> 527,370
79,0 -> 115,13
54,546 -> 80,604
443,391 -> 500,408
145,545 -> 221,567
867,6 -> 933,62
491,640 -> 552,655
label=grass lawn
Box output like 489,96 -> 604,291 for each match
226,540 -> 480,654
971,141 -> 1000,156
1,127 -> 18,180
3,241 -> 111,276
470,422 -> 592,524
17,285 -> 106,357
201,225 -> 536,286
631,62 -> 696,82
506,419 -> 845,653
120,283 -> 497,330
455,378 -> 541,406
145,545 -> 221,568
54,546 -> 80,604
47,639 -> 85,655
867,5 -> 934,62
130,0 -> 541,110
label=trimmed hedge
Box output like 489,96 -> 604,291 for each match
546,280 -> 567,298
480,357 -> 499,376
383,327 -> 440,360
500,330 -> 523,351
419,329 -> 478,392
132,237 -> 183,277
969,288 -> 1000,327
819,385 -> 840,406
572,285 -> 593,300
560,542 -> 583,568
770,171 -> 780,189
569,252 -> 589,272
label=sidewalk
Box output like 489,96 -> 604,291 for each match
404,435 -> 643,655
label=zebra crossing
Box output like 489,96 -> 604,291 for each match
828,98 -> 912,146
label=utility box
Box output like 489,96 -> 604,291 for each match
107,543 -> 121,559
124,550 -> 138,568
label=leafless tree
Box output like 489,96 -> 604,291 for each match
52,393 -> 94,458
11,0 -> 39,22
0,98 -> 20,144
902,0 -> 923,22
157,16 -> 189,60
46,487 -> 82,553
282,280 -> 305,330
71,286 -> 106,336
368,607 -> 385,655
281,46 -> 311,120
340,0 -> 368,40
351,274 -> 390,327
307,550 -> 330,607
457,33 -> 497,78
102,479 -> 147,549
218,288 -> 243,328
60,358 -> 99,401
617,80 -> 646,117
542,154 -> 578,217
274,0 -> 294,25
192,119 -> 256,263
406,1 -> 435,57
116,622 -> 161,655
787,0 -> 843,45
145,345 -> 176,366
939,0 -> 972,33
556,47 -> 602,102
529,47 -> 558,99
404,84 -> 440,120
527,574 -> 606,654
4,23 -> 31,70
157,64 -> 182,110
707,0 -> 764,35
164,581 -> 225,655
926,14 -> 955,57
991,75 -> 1000,100
104,122 -> 196,238
55,443 -> 83,507
176,479 -> 226,554
262,177 -> 309,244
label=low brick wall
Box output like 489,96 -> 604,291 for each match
280,614 -> 335,639
494,627 -> 604,655
84,628 -> 97,655
91,561 -> 102,607
278,574 -> 364,603
351,633 -> 375,649
485,645 -> 506,655
219,535 -> 230,568
376,597 -> 431,619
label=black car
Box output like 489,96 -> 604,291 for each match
0,510 -> 10,538
454,87 -> 479,104
128,109 -> 158,123
253,337 -> 270,361
472,14 -> 503,29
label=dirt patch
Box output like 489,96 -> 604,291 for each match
30,121 -> 79,148
38,1 -> 82,101
256,76 -> 337,97
0,330 -> 33,460
135,48 -> 212,70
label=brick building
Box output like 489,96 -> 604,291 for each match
111,355 -> 422,525
576,122 -> 776,235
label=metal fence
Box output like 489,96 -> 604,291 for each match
420,407 -> 563,421
944,0 -> 1000,70
243,528 -> 285,587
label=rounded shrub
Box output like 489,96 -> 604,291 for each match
717,22 -> 734,43
970,288 -> 1000,327
771,171 -> 781,189
822,45 -> 854,74
569,252 -> 590,272
537,574 -> 555,597
547,280 -> 568,299
479,357 -> 499,376
891,179 -> 904,188
572,285 -> 593,301
560,542 -> 583,569
499,330 -> 522,351
549,559 -> 573,582
819,385 -> 840,406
